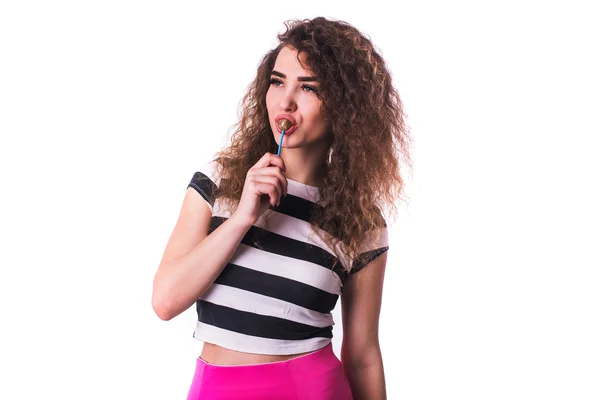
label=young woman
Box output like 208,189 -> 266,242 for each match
152,17 -> 412,400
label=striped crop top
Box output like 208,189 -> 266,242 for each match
186,159 -> 389,355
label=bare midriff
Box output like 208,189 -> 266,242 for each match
200,342 -> 315,366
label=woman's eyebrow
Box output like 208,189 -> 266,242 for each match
271,70 -> 318,82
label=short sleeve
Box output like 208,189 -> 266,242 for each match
187,159 -> 222,210
349,223 -> 389,275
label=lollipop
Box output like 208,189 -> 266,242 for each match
277,118 -> 292,156
278,119 -> 292,131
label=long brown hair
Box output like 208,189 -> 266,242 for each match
210,17 -> 413,272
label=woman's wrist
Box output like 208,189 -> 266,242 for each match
229,212 -> 255,231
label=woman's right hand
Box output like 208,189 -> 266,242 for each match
233,152 -> 288,226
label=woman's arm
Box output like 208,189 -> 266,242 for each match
153,153 -> 287,320
340,251 -> 388,400
152,188 -> 252,321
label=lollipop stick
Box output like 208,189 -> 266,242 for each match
277,130 -> 285,156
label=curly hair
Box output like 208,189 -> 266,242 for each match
210,17 -> 413,273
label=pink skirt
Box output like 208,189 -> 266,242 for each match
186,343 -> 353,400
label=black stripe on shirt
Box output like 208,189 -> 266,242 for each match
214,263 -> 339,314
197,300 -> 333,340
210,216 -> 346,281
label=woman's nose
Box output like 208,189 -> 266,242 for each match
279,90 -> 297,112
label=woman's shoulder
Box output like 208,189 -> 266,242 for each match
187,157 -> 229,208
193,157 -> 227,186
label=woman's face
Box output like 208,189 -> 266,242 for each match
266,46 -> 330,150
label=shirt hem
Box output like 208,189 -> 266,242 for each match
192,332 -> 332,356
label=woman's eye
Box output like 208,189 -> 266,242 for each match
269,78 -> 283,86
302,85 -> 318,93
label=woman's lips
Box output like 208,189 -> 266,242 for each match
275,114 -> 297,134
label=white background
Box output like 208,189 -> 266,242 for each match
1,1 -> 599,399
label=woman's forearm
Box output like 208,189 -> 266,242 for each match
344,357 -> 387,400
152,212 -> 252,320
